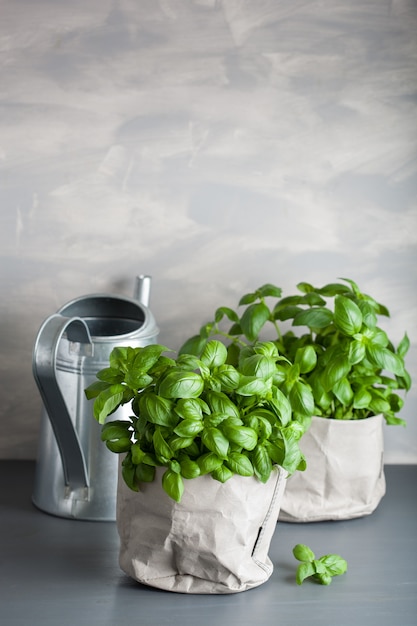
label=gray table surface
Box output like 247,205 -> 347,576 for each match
1,461 -> 416,626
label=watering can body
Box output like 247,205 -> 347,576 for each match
32,276 -> 158,521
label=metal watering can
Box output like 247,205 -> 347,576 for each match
32,275 -> 159,521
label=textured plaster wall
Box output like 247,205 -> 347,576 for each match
0,0 -> 416,462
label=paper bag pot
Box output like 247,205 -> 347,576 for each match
117,465 -> 287,594
279,414 -> 386,523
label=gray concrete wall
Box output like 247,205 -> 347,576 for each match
1,0 -> 416,462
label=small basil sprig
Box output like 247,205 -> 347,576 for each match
85,340 -> 311,502
293,544 -> 347,585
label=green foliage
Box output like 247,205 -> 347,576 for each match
293,544 -> 347,585
85,340 -> 310,502
178,278 -> 411,425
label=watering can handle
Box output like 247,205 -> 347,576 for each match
33,315 -> 92,489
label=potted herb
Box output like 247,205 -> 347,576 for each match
85,338 -> 314,593
179,278 -> 411,521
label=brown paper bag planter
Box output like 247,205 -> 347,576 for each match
85,340 -> 303,594
279,414 -> 386,522
117,465 -> 287,594
177,280 -> 411,525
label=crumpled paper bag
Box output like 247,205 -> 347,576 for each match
117,465 -> 287,594
279,414 -> 386,522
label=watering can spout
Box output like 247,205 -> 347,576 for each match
134,274 -> 152,307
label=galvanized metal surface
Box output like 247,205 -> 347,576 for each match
32,277 -> 158,521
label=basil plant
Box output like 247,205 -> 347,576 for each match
179,279 -> 411,425
85,340 -> 314,502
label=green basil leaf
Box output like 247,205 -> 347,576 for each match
93,384 -> 125,424
332,378 -> 353,406
296,562 -> 316,585
162,469 -> 184,502
142,452 -> 158,466
252,445 -> 272,482
228,323 -> 243,336
273,304 -> 304,322
124,371 -> 153,390
315,572 -> 332,586
158,370 -> 204,399
397,333 -> 410,358
236,376 -> 270,397
205,391 -> 240,419
178,335 -> 208,357
274,295 -> 305,309
212,364 -> 240,391
139,393 -> 178,427
180,457 -> 201,479
211,464 -> 234,483
214,306 -> 240,323
204,412 -> 228,427
388,392 -> 404,412
153,428 -> 173,461
201,427 -> 229,459
317,282 -> 351,297
168,436 -> 195,451
223,342 -> 239,366
197,452 -> 223,474
176,354 -> 205,371
240,354 -> 276,379
84,380 -> 111,400
132,344 -> 171,373
174,419 -> 204,437
369,395 -> 391,414
269,387 -> 292,426
253,341 -> 279,359
289,381 -> 315,417
108,346 -> 132,371
334,295 -> 363,336
339,277 -> 360,294
313,559 -> 327,575
364,327 -> 389,347
321,355 -> 351,391
174,397 -> 209,420
257,416 -> 273,440
264,441 -> 285,465
130,442 -> 146,464
366,345 -> 405,376
105,438 -> 131,453
319,554 -> 348,576
348,339 -> 366,364
293,543 -> 315,562
168,459 -> 181,474
96,367 -> 125,384
240,302 -> 271,341
200,340 -> 228,367
222,424 -> 258,450
281,432 -> 303,474
353,387 -> 372,409
135,463 -> 155,483
101,420 -> 132,442
309,372 -> 333,411
121,453 -> 139,491
258,283 -> 283,298
293,307 -> 334,329
297,282 -> 314,293
295,345 -> 317,374
238,291 -> 258,305
357,300 -> 377,328
225,452 -> 254,476
398,368 -> 412,392
183,441 -> 200,457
